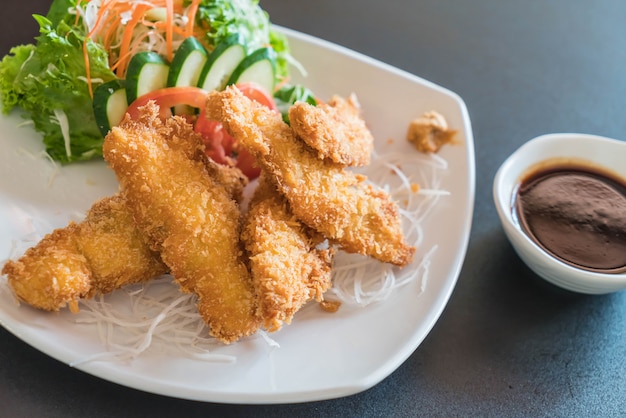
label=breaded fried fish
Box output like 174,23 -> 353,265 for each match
242,174 -> 334,332
206,87 -> 415,266
2,145 -> 247,316
2,225 -> 91,313
103,102 -> 260,343
289,94 -> 373,166
76,195 -> 168,294
2,195 -> 168,312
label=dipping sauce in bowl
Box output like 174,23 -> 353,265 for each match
493,133 -> 626,294
513,161 -> 626,274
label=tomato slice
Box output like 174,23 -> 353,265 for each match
194,115 -> 235,166
194,83 -> 275,179
125,86 -> 208,120
235,82 -> 278,111
126,84 -> 275,180
194,108 -> 261,179
232,146 -> 261,179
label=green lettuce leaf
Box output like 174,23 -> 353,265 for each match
274,84 -> 317,124
0,0 -> 302,164
192,0 -> 291,83
46,0 -> 75,27
0,13 -> 117,163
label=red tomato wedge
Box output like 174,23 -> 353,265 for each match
234,82 -> 278,111
125,83 -> 276,179
193,116 -> 235,166
125,86 -> 208,120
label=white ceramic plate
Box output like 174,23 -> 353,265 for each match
0,27 -> 474,404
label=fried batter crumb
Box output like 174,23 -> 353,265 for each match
406,110 -> 457,153
319,300 -> 341,313
289,93 -> 374,166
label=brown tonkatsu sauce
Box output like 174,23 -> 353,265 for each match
514,162 -> 626,273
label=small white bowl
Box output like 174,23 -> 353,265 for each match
493,133 -> 626,294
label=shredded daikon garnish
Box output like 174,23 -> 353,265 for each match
72,0 -> 195,76
50,109 -> 72,158
1,138 -> 449,363
73,275 -> 238,364
16,147 -> 60,187
327,150 -> 449,307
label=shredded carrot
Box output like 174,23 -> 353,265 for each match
83,41 -> 94,97
165,0 -> 174,61
153,21 -> 186,37
102,15 -> 121,52
86,0 -> 115,40
273,76 -> 291,93
185,0 -> 202,38
114,3 -> 153,77
74,4 -> 81,26
83,0 -> 118,97
81,0 -> 201,91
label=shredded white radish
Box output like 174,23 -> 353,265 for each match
50,109 -> 72,158
1,135 -> 449,363
66,149 -> 449,360
72,0 -> 195,63
72,276 -> 238,363
326,150 -> 449,307
16,147 -> 60,187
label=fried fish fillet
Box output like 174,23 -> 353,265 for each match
103,103 -> 259,343
2,225 -> 90,312
1,152 -> 245,313
2,195 -> 167,312
75,195 -> 168,294
289,94 -> 373,166
206,87 -> 415,266
242,174 -> 334,332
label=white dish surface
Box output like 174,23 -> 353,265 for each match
0,27 -> 474,403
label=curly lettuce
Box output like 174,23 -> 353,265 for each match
192,0 -> 290,83
0,0 -> 307,164
274,84 -> 317,124
0,10 -> 116,163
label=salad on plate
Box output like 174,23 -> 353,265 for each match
0,0 -> 314,177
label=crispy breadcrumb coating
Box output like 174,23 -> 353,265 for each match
103,102 -> 260,343
2,225 -> 90,313
206,87 -> 415,266
289,94 -> 373,166
2,195 -> 167,312
406,110 -> 457,153
75,195 -> 168,294
242,175 -> 334,332
1,154 -> 246,314
203,158 -> 249,204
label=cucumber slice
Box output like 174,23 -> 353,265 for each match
168,37 -> 208,88
226,47 -> 276,94
125,52 -> 169,104
93,79 -> 128,136
168,37 -> 208,113
198,35 -> 246,92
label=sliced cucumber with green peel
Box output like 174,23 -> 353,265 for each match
198,35 -> 246,92
167,37 -> 209,113
168,37 -> 208,88
93,79 -> 128,136
125,51 -> 169,104
226,47 -> 276,94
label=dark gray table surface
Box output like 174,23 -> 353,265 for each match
1,1 -> 625,417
